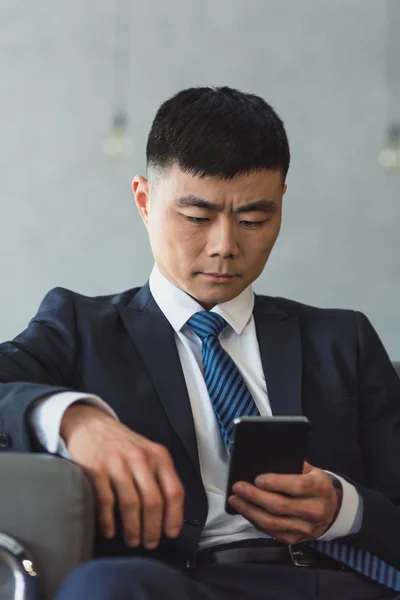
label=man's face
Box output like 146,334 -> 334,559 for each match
133,165 -> 286,309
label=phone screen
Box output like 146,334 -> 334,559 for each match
225,416 -> 310,514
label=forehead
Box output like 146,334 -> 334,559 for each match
154,165 -> 284,206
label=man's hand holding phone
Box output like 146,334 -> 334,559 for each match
228,462 -> 343,545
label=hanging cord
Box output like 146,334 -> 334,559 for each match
111,0 -> 132,128
378,0 -> 400,170
386,0 -> 400,127
102,0 -> 132,158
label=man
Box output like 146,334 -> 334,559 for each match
1,86 -> 399,600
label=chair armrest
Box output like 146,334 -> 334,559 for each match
0,454 -> 95,600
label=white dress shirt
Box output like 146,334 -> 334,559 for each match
30,264 -> 362,548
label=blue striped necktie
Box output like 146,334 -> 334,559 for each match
187,311 -> 259,452
187,310 -> 400,593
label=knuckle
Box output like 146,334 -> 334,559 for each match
107,452 -> 126,471
119,496 -> 140,512
295,480 -> 307,495
87,461 -> 107,478
166,483 -> 185,502
143,494 -> 163,512
300,522 -> 314,537
278,497 -> 291,514
298,508 -> 313,522
321,478 -> 333,496
246,487 -> 257,502
261,514 -> 275,531
96,483 -> 114,499
98,491 -> 115,508
127,445 -> 147,463
287,479 -> 303,496
313,504 -> 326,522
310,472 -> 326,492
151,443 -> 171,462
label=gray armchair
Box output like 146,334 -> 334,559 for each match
1,362 -> 400,600
0,455 -> 95,600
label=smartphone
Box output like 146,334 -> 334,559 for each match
225,416 -> 310,514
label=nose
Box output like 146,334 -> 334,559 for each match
207,218 -> 239,259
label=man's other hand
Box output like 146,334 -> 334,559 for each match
60,404 -> 185,550
228,462 -> 342,545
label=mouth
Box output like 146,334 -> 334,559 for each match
200,273 -> 239,283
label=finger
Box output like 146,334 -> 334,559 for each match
153,446 -> 185,538
108,457 -> 141,547
229,495 -> 313,542
128,448 -> 164,550
232,482 -> 291,515
233,481 -> 297,516
254,472 -> 314,497
91,471 -> 116,539
232,481 -> 325,521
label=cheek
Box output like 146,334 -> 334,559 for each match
153,216 -> 204,260
240,229 -> 280,270
247,231 -> 278,255
258,221 -> 281,252
172,219 -> 205,245
150,212 -> 179,244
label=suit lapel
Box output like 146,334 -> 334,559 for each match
117,284 -> 201,474
253,296 -> 303,416
117,287 -> 302,471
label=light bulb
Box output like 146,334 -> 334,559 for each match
102,112 -> 133,159
378,123 -> 400,171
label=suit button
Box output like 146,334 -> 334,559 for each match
184,560 -> 192,570
0,433 -> 10,448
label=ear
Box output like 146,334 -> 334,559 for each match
132,175 -> 150,227
283,183 -> 288,196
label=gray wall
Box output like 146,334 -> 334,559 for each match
1,0 -> 399,357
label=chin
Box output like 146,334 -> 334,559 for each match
196,288 -> 243,308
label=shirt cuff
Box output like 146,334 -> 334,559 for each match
317,471 -> 363,541
29,391 -> 119,457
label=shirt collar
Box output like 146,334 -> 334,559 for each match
149,263 -> 254,335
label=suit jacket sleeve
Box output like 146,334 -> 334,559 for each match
336,311 -> 400,568
0,288 -> 78,452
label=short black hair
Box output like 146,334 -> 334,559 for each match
146,86 -> 290,180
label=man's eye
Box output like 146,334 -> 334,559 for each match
185,216 -> 209,224
240,220 -> 267,228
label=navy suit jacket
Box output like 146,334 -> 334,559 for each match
0,284 -> 400,569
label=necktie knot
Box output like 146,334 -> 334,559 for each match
187,311 -> 227,341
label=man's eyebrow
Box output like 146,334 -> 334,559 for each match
174,195 -> 219,210
235,200 -> 278,214
173,195 -> 278,213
